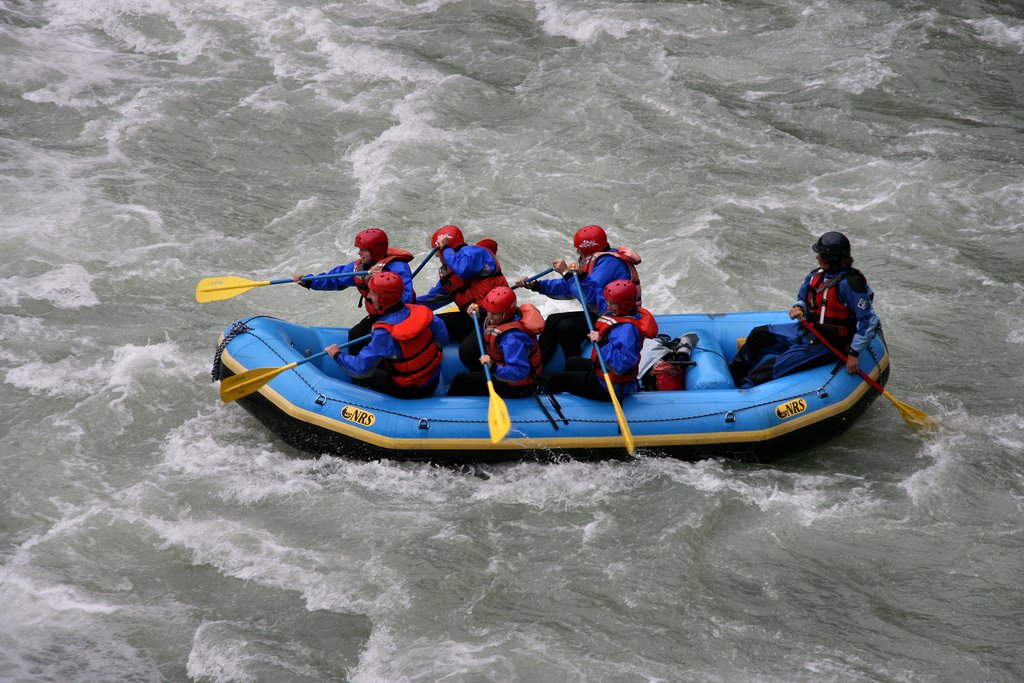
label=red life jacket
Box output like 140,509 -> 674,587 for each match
372,304 -> 443,387
354,248 -> 415,300
591,307 -> 659,384
804,269 -> 864,343
483,304 -> 544,387
437,246 -> 509,311
475,238 -> 498,254
579,247 -> 643,305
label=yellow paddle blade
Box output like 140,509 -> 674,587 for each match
219,362 -> 298,403
604,374 -> 635,455
486,381 -> 511,443
195,276 -> 270,303
882,390 -> 938,430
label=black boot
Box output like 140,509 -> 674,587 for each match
728,360 -> 749,387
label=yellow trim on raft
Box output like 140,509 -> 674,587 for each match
220,348 -> 889,452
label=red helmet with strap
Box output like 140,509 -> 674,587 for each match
574,225 -> 608,255
354,228 -> 389,262
603,279 -> 638,313
481,286 -> 517,316
367,271 -> 404,313
431,225 -> 465,249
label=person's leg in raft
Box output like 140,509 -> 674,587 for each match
346,314 -> 377,355
545,358 -> 611,402
742,327 -> 834,388
538,311 -> 589,366
730,323 -> 799,387
768,337 -> 837,380
448,371 -> 533,398
438,310 -> 474,344
364,368 -> 439,399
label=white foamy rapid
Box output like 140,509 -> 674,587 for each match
2,0 -> 1022,680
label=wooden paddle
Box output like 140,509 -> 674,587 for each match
219,333 -> 373,403
572,273 -> 635,454
196,271 -> 370,303
799,320 -> 937,430
472,313 -> 511,443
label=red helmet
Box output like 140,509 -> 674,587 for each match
431,225 -> 465,249
481,286 -> 517,316
354,228 -> 389,262
603,279 -> 638,312
366,271 -> 404,313
475,238 -> 498,254
573,225 -> 608,255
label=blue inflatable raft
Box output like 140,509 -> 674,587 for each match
213,311 -> 890,463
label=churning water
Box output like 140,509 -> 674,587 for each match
2,0 -> 1023,680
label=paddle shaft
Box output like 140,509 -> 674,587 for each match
318,332 -> 374,363
247,270 -> 373,288
798,319 -> 883,392
544,388 -> 568,425
219,333 -> 373,403
410,246 -> 439,279
294,270 -> 371,285
512,267 -> 555,290
532,390 -> 559,430
472,313 -> 495,385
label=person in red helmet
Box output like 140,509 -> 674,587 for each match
418,224 -> 509,367
324,272 -> 448,399
293,228 -> 416,353
515,224 -> 642,365
447,286 -> 545,399
419,225 -> 507,325
544,279 -> 658,402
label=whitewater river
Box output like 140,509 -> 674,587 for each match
2,0 -> 1023,680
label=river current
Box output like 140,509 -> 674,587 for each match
2,0 -> 1023,680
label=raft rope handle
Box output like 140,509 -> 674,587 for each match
211,318 -> 258,382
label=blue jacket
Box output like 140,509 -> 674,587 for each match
306,259 -> 415,305
335,306 -> 449,379
536,251 -> 633,312
594,315 -> 643,396
491,326 -> 534,384
418,245 -> 501,310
